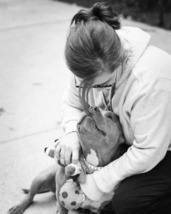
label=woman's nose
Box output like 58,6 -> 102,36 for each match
95,88 -> 103,92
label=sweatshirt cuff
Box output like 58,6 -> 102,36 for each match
63,121 -> 78,135
93,168 -> 121,193
80,174 -> 104,201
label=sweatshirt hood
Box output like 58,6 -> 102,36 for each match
115,27 -> 151,88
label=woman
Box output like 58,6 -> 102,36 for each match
55,2 -> 171,214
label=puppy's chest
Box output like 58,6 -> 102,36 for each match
83,148 -> 100,168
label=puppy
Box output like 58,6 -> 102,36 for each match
77,107 -> 127,167
56,107 -> 127,214
8,107 -> 127,214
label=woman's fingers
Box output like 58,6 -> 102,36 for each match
54,132 -> 80,165
64,149 -> 72,165
55,145 -> 72,165
56,146 -> 78,165
72,149 -> 79,164
60,148 -> 66,165
55,143 -> 61,161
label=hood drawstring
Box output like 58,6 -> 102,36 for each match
102,82 -> 116,112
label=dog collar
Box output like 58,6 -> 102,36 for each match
82,157 -> 103,172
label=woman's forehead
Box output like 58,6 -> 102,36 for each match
93,71 -> 116,85
75,71 -> 116,85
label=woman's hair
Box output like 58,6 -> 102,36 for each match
65,2 -> 127,114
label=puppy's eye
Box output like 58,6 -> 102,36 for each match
107,115 -> 113,120
94,107 -> 99,112
101,130 -> 106,136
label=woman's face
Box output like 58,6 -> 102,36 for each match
92,70 -> 117,91
75,66 -> 120,91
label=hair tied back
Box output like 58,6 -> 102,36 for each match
71,2 -> 120,30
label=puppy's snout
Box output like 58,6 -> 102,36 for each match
89,106 -> 93,110
88,106 -> 100,115
94,107 -> 99,112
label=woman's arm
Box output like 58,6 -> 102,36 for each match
55,73 -> 83,165
61,73 -> 83,134
83,78 -> 171,199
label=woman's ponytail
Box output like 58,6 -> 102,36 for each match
71,2 -> 120,30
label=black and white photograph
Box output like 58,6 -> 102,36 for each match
1,1 -> 171,214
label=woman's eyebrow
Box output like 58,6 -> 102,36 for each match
96,78 -> 112,86
75,76 -> 113,87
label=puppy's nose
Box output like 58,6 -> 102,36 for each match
94,107 -> 99,112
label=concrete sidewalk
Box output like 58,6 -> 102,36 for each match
0,0 -> 171,213
0,1 -> 80,213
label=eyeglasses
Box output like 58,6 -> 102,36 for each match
74,77 -> 114,89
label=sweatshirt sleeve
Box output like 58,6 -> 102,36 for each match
93,78 -> 171,193
61,73 -> 83,134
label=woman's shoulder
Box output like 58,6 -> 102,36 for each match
132,45 -> 171,84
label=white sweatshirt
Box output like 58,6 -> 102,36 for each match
61,27 -> 171,196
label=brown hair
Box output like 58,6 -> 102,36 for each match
65,2 -> 127,114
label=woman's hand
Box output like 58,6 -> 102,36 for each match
55,132 -> 80,165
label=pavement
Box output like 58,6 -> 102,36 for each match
0,0 -> 171,213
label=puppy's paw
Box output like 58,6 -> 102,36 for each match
8,205 -> 25,214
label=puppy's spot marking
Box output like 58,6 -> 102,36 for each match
75,190 -> 79,194
71,201 -> 76,206
61,201 -> 65,206
86,149 -> 99,166
62,192 -> 68,198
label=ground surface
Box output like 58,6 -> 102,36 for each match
0,0 -> 171,213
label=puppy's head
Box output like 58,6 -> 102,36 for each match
77,107 -> 126,167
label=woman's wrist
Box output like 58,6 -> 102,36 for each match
64,131 -> 77,136
80,173 -> 104,201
